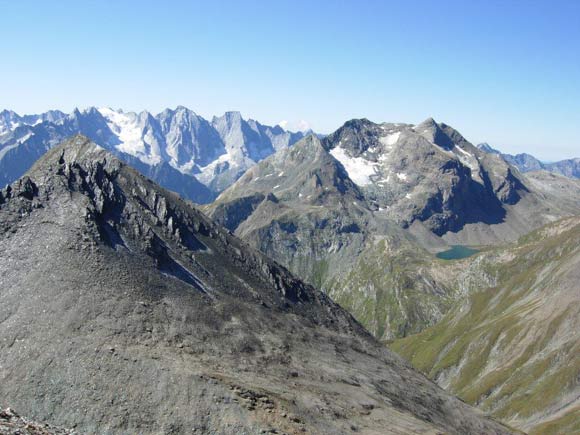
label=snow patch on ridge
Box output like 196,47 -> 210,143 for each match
455,145 -> 480,174
381,131 -> 401,146
456,145 -> 471,157
196,152 -> 232,184
330,147 -> 377,186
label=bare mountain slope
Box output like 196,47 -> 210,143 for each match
0,136 -> 512,434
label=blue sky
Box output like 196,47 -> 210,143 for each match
1,0 -> 578,160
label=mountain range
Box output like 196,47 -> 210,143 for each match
0,107 -> 306,203
0,135 -> 513,434
206,118 -> 580,340
477,142 -> 580,178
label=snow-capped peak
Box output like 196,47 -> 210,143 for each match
97,107 -> 163,165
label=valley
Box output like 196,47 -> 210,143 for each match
391,217 -> 580,434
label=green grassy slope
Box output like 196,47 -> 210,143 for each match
325,238 -> 458,340
391,217 -> 580,433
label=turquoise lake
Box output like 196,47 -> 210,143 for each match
436,245 -> 479,260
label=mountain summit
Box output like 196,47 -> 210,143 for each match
0,135 -> 512,434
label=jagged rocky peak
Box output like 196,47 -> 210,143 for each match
209,133 -> 366,239
322,118 -> 383,155
0,107 -> 306,202
0,109 -> 66,135
412,117 -> 456,150
223,133 -> 362,204
159,106 -> 207,131
159,106 -> 225,170
413,116 -> 438,130
477,142 -> 501,154
2,134 -> 348,319
211,113 -> 575,282
0,110 -> 20,125
0,135 -> 513,434
222,110 -> 243,124
323,116 -> 478,160
276,133 -> 327,159
213,111 -> 245,132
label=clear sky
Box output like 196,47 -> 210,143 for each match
1,0 -> 578,160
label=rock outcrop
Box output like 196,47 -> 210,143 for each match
0,408 -> 73,435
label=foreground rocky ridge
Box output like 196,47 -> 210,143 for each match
0,136 -> 512,434
392,217 -> 580,434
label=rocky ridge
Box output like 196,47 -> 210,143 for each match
477,142 -> 580,179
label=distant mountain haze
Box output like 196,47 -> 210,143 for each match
477,142 -> 580,179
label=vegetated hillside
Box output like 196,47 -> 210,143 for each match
391,217 -> 580,434
0,135 -> 512,434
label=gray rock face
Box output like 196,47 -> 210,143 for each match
545,157 -> 580,178
0,135 -> 512,434
0,107 -> 305,202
